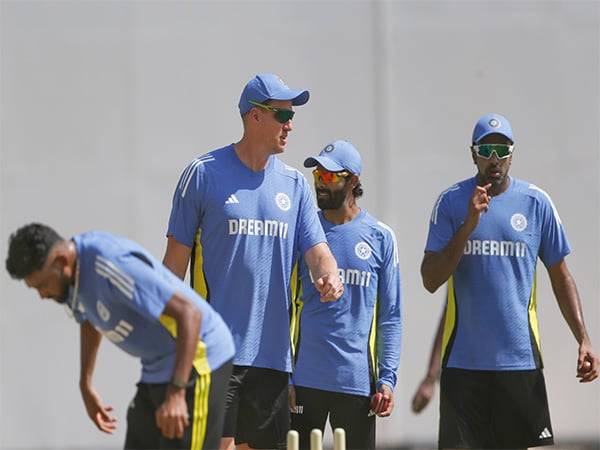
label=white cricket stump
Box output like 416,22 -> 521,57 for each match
287,430 -> 299,450
310,428 -> 323,450
333,428 -> 346,450
287,427 -> 346,450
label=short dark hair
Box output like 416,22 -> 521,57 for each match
352,183 -> 364,198
5,223 -> 63,279
347,174 -> 364,199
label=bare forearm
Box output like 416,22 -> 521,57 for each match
163,293 -> 202,386
163,236 -> 191,280
425,309 -> 445,379
173,313 -> 201,384
422,183 -> 492,293
304,243 -> 344,301
421,221 -> 475,293
550,265 -> 590,345
305,242 -> 338,279
80,321 -> 102,389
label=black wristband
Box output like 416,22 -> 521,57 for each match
170,378 -> 187,390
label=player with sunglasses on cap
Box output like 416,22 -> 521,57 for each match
163,74 -> 343,450
421,113 -> 599,449
289,140 -> 402,450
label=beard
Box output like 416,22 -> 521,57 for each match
54,273 -> 71,304
484,166 -> 506,188
316,187 -> 346,210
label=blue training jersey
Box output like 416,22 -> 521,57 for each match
291,210 -> 402,396
167,144 -> 326,372
425,176 -> 570,370
69,231 -> 235,383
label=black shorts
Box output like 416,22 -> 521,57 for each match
124,360 -> 233,450
222,365 -> 290,449
290,386 -> 375,450
439,368 -> 554,449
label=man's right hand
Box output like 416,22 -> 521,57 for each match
466,183 -> 492,227
80,385 -> 117,434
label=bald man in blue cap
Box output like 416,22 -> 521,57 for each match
163,74 -> 343,450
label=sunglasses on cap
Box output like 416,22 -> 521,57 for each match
472,144 -> 514,159
248,100 -> 295,124
312,168 -> 351,185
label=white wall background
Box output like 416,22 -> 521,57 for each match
1,1 -> 598,448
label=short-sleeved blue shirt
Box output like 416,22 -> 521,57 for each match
426,177 -> 570,370
167,145 -> 326,372
70,231 -> 235,383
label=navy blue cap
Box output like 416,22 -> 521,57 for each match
238,73 -> 310,115
472,113 -> 514,144
304,140 -> 362,175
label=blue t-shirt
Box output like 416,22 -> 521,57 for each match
167,145 -> 326,372
70,231 -> 235,383
291,211 -> 402,396
425,177 -> 571,370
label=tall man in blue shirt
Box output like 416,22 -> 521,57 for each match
163,74 -> 343,450
5,223 -> 235,450
289,140 -> 402,450
421,113 -> 599,449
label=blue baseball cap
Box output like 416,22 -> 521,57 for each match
472,113 -> 514,144
304,140 -> 362,175
238,73 -> 310,115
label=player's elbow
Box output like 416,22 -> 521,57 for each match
187,304 -> 202,327
421,271 -> 440,293
423,282 -> 437,294
167,293 -> 203,330
420,257 -> 441,293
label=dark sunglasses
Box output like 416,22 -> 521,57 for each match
473,144 -> 514,159
248,100 -> 295,124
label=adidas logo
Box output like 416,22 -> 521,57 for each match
539,427 -> 552,439
225,194 -> 239,204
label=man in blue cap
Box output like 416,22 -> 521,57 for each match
163,74 -> 343,450
289,140 -> 402,450
421,113 -> 599,449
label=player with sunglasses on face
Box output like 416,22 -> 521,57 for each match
163,74 -> 343,450
421,113 -> 599,449
289,141 -> 402,450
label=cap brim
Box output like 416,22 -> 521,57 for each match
303,156 -> 344,172
474,130 -> 514,144
270,89 -> 310,106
